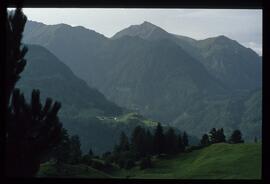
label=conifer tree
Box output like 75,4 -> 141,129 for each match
145,129 -> 154,155
254,136 -> 258,143
119,131 -> 130,152
69,135 -> 82,164
209,128 -> 218,143
5,8 -> 63,177
88,148 -> 94,157
131,126 -> 146,157
7,89 -> 62,176
153,123 -> 165,155
183,131 -> 189,149
200,134 -> 210,146
164,127 -> 178,154
6,8 -> 27,105
177,134 -> 185,152
216,128 -> 226,143
53,128 -> 71,165
229,130 -> 244,144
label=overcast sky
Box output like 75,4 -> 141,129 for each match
21,8 -> 262,55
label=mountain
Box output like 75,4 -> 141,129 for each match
23,20 -> 109,87
171,88 -> 262,140
195,36 -> 262,90
112,21 -> 172,41
17,44 -> 198,154
112,22 -> 262,91
23,20 -> 262,140
91,36 -> 227,123
17,44 -> 122,117
16,44 -> 123,153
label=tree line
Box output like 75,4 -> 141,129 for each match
48,123 -> 190,171
199,128 -> 244,148
98,123 -> 190,170
76,125 -> 246,171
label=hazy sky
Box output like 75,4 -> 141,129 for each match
21,8 -> 262,55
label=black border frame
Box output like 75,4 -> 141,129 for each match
1,0 -> 268,184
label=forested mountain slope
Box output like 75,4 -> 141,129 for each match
23,21 -> 262,141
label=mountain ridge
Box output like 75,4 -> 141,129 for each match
22,20 -> 262,141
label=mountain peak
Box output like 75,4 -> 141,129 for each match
141,21 -> 157,27
215,35 -> 230,41
112,21 -> 169,40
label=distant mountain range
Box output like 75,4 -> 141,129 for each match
16,44 -> 199,154
22,20 -> 262,141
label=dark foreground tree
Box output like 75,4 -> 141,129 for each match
6,89 -> 62,176
229,130 -> 244,144
6,8 -> 27,105
5,8 -> 63,177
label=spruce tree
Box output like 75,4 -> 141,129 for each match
131,126 -> 146,157
229,130 -> 244,144
164,127 -> 178,154
183,131 -> 189,150
254,136 -> 258,143
145,129 -> 154,155
200,134 -> 210,146
53,128 -> 71,165
119,131 -> 130,152
209,128 -> 218,144
216,128 -> 226,143
177,134 -> 185,152
88,148 -> 94,157
153,123 -> 165,155
69,135 -> 82,164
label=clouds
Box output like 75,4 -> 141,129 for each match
21,8 -> 262,55
242,42 -> 262,55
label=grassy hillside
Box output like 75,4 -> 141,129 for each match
38,143 -> 261,179
109,143 -> 261,179
37,162 -> 111,178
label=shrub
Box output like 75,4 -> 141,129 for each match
186,145 -> 204,152
139,156 -> 152,170
156,153 -> 169,159
91,159 -> 105,170
124,159 -> 135,169
81,155 -> 92,166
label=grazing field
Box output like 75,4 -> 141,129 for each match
109,143 -> 262,179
